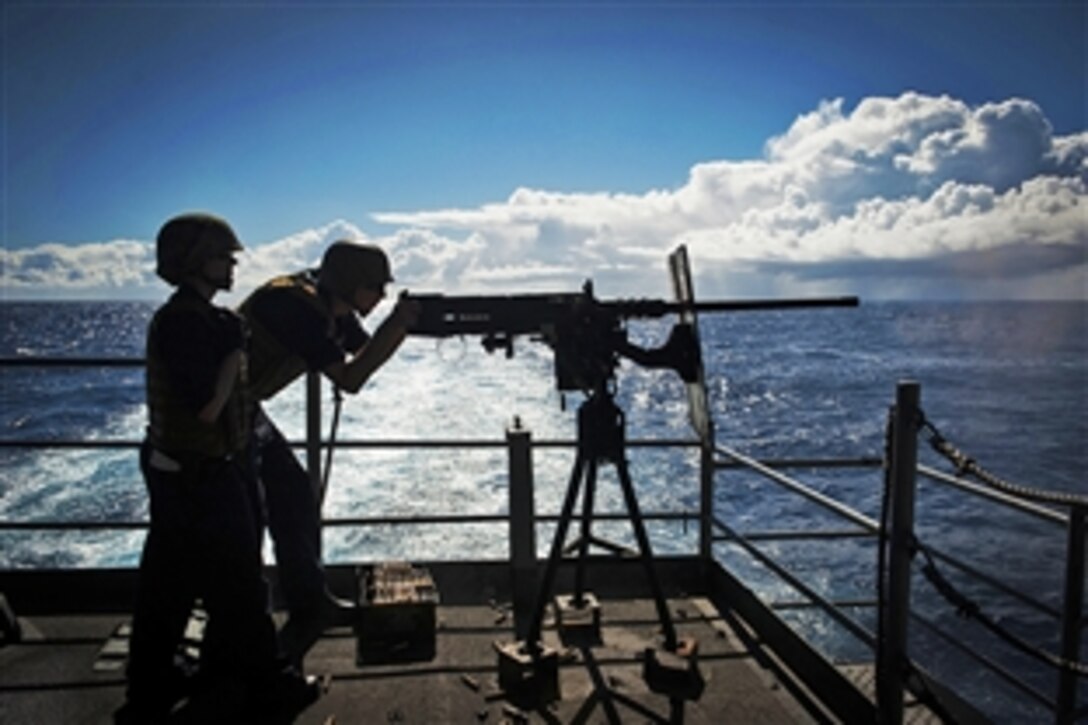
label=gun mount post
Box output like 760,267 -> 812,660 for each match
506,419 -> 537,641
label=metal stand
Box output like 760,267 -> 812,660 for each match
495,384 -> 701,712
527,384 -> 677,652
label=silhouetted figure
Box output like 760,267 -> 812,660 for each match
116,214 -> 320,724
238,240 -> 419,666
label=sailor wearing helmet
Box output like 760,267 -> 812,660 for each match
118,213 -> 320,724
238,239 -> 419,667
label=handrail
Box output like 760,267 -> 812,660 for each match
715,443 -> 881,532
918,463 -> 1067,526
0,356 -> 144,366
712,514 -> 878,648
713,444 -> 1070,621
0,437 -> 699,449
0,510 -> 698,532
718,528 -> 875,542
715,456 -> 883,469
710,386 -> 1084,724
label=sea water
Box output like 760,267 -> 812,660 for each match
1,299 -> 1085,721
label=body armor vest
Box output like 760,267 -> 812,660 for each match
239,272 -> 336,402
146,293 -> 250,458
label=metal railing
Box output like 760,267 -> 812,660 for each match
2,359 -> 1084,723
707,380 -> 1085,724
0,360 -> 704,559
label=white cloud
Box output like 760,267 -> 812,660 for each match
0,220 -> 367,302
372,92 -> 1088,299
1,240 -> 155,299
3,92 -> 1086,300
235,219 -> 364,295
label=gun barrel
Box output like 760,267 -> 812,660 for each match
673,296 -> 859,313
404,292 -> 859,337
607,295 -> 858,318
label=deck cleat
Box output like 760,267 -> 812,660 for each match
494,640 -> 560,705
553,592 -> 601,643
642,636 -> 704,700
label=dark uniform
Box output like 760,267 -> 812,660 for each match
124,286 -> 291,720
239,270 -> 368,617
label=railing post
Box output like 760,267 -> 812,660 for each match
878,380 -> 920,725
699,434 -> 715,563
1056,506 -> 1085,724
305,371 -> 322,554
507,416 -> 536,640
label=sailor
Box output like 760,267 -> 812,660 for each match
117,214 -> 320,724
238,239 -> 419,666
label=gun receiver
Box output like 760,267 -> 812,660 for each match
404,283 -> 857,393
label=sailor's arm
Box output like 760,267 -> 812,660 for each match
323,297 -> 420,394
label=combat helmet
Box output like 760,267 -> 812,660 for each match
156,213 -> 243,286
317,240 -> 393,301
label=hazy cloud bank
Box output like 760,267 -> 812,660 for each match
3,93 -> 1085,300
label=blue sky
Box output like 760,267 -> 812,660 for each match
2,1 -> 1085,300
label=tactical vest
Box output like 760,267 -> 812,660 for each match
145,292 -> 251,458
239,271 -> 336,401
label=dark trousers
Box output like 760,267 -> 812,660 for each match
126,441 -> 281,710
253,406 -> 328,614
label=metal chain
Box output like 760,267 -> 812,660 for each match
915,539 -> 1088,679
916,413 -> 1088,509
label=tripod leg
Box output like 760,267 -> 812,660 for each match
615,456 -> 678,650
574,456 -> 599,603
527,448 -> 587,646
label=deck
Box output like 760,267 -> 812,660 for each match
0,559 -> 850,724
1,597 -> 823,724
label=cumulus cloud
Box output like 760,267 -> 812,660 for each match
3,92 -> 1085,300
1,240 -> 155,299
236,219 -> 364,294
373,92 -> 1087,299
0,220 -> 366,302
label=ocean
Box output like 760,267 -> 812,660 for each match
1,299 -> 1085,721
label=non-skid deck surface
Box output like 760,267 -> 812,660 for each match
0,596 -> 815,724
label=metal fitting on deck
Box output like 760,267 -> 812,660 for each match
494,640 -> 560,706
643,637 -> 705,700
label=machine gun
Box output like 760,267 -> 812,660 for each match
405,282 -> 857,393
403,248 -> 858,708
